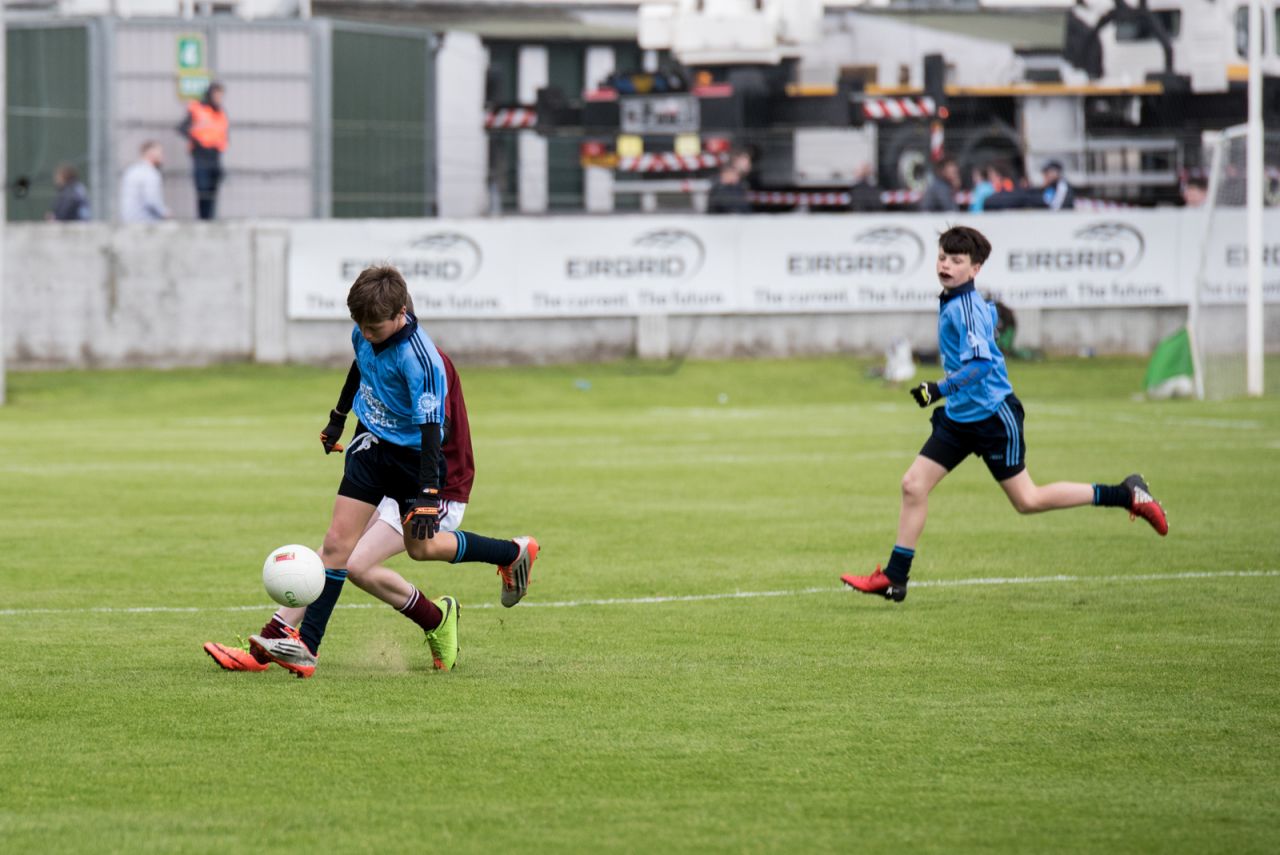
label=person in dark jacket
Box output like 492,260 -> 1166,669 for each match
1040,160 -> 1076,210
178,81 -> 228,220
919,157 -> 960,212
849,162 -> 884,212
47,164 -> 90,221
707,162 -> 752,214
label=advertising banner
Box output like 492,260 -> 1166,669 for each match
287,210 -> 1277,320
1178,209 -> 1280,305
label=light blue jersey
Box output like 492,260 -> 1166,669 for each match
937,281 -> 1014,422
351,313 -> 447,449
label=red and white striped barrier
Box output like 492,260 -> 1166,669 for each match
748,191 -> 851,207
879,189 -> 922,206
617,152 -> 727,173
1074,197 -> 1134,210
484,108 -> 537,130
862,97 -> 937,121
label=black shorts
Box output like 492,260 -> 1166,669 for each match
337,424 -> 421,517
919,395 -> 1027,482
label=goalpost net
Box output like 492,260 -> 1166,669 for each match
1188,125 -> 1279,400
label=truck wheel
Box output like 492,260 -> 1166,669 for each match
881,126 -> 931,193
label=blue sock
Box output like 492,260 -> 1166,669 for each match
298,568 -> 347,654
884,546 -> 915,585
450,532 -> 519,566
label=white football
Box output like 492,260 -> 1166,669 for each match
262,544 -> 325,608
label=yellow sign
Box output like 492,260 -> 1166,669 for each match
674,134 -> 701,157
616,134 -> 643,158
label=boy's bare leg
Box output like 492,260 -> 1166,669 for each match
998,470 -> 1092,514
273,515 -> 408,627
320,496 -> 378,568
345,528 -> 455,605
284,496 -> 378,659
895,455 -> 951,549
842,455 -> 949,601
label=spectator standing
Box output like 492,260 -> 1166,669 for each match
707,162 -> 752,214
48,164 -> 90,221
178,81 -> 228,220
920,157 -> 960,212
969,164 -> 995,213
1040,160 -> 1076,210
849,162 -> 884,212
1182,175 -> 1208,207
730,148 -> 755,189
119,141 -> 169,223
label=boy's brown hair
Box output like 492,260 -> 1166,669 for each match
938,225 -> 992,265
347,265 -> 410,324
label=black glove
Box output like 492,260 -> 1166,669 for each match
910,381 -> 942,408
320,409 -> 347,454
404,488 -> 441,540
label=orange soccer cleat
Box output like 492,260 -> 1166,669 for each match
203,639 -> 270,672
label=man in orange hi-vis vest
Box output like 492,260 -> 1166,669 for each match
177,81 -> 228,220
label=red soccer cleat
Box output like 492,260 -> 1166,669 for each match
203,640 -> 270,672
840,566 -> 908,603
1124,474 -> 1168,536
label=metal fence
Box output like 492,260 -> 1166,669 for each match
6,15 -> 438,222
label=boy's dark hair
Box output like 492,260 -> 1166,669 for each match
1186,175 -> 1209,191
347,265 -> 410,324
938,225 -> 992,265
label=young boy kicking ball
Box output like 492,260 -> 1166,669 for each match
208,266 -> 537,675
842,226 -> 1167,603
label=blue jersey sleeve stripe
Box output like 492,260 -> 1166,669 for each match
407,335 -> 446,423
408,339 -> 435,417
407,335 -> 437,402
408,336 -> 434,398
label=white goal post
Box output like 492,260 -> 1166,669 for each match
1188,119 -> 1276,401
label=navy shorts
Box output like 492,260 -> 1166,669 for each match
337,424 -> 421,517
919,395 -> 1027,482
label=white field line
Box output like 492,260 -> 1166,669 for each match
1,570 -> 1277,618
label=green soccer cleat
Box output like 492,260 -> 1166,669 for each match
424,595 -> 460,672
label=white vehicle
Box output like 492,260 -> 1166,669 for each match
498,0 -> 1279,207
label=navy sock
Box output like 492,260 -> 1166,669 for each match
884,546 -> 914,585
298,568 -> 347,655
451,532 -> 519,566
1093,483 -> 1130,508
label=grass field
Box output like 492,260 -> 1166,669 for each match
1,356 -> 1278,853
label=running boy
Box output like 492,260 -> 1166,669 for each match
220,266 -> 537,674
841,226 -> 1167,603
204,349 -> 496,677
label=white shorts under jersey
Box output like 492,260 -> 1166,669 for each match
375,496 -> 466,535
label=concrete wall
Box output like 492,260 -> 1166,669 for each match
3,221 -> 1272,371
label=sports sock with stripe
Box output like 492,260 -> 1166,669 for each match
1092,483 -> 1130,508
450,532 -> 519,566
399,587 -> 443,632
253,614 -> 294,663
884,545 -> 914,585
298,568 -> 348,655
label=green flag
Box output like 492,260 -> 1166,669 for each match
1144,327 -> 1195,399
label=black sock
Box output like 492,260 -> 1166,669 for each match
298,568 -> 347,654
450,532 -> 519,566
1092,484 -> 1130,508
884,546 -> 914,585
